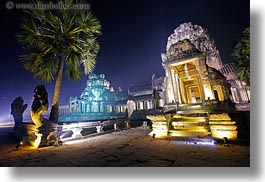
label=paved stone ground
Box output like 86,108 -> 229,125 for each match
0,127 -> 250,167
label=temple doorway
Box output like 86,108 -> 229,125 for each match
214,90 -> 219,101
187,86 -> 201,103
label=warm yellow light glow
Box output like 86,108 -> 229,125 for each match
173,116 -> 207,120
172,126 -> 208,132
209,113 -> 231,121
211,130 -> 238,140
170,57 -> 197,67
172,114 -> 182,118
172,121 -> 207,126
168,130 -> 210,137
210,125 -> 237,130
209,121 -> 236,125
209,113 -> 237,140
204,87 -> 214,100
147,115 -> 169,138
166,85 -> 175,104
146,115 -> 167,121
148,130 -> 168,138
30,110 -> 43,128
33,133 -> 42,148
212,85 -> 225,101
152,123 -> 167,127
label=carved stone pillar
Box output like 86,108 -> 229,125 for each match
163,64 -> 175,104
175,74 -> 183,104
170,68 -> 179,103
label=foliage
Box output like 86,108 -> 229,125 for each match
232,27 -> 250,87
17,0 -> 101,121
17,0 -> 101,81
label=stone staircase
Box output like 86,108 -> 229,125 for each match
147,103 -> 238,141
168,105 -> 211,138
209,113 -> 238,140
146,115 -> 169,138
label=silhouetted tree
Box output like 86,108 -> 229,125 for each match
17,0 -> 101,122
232,27 -> 250,87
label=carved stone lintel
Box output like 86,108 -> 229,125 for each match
165,22 -> 223,70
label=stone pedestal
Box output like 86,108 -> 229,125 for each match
72,128 -> 83,138
96,125 -> 103,133
38,123 -> 59,147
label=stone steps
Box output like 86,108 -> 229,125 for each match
209,113 -> 238,140
147,108 -> 238,141
168,130 -> 211,137
167,108 -> 211,138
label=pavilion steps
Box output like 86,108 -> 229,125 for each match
168,130 -> 211,138
168,108 -> 211,138
148,107 -> 238,140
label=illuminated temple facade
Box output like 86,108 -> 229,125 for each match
161,22 -> 249,108
147,22 -> 250,140
59,73 -> 164,122
59,73 -> 128,122
59,22 -> 249,123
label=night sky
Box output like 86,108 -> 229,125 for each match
0,0 -> 249,121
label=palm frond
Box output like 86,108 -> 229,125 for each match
18,1 -> 101,82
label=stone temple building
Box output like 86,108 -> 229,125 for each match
59,22 -> 249,125
219,63 -> 250,110
147,22 -> 250,140
59,73 -> 164,122
161,22 -> 249,111
59,73 -> 128,122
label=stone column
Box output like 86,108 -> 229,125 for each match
170,68 -> 179,103
179,77 -> 187,103
175,74 -> 183,104
236,88 -> 243,103
97,102 -> 100,112
100,102 -> 104,112
230,88 -> 238,103
163,64 -> 175,104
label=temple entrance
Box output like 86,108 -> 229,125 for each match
187,86 -> 201,103
214,90 -> 219,101
169,60 -> 205,105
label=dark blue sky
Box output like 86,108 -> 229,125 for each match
0,0 -> 249,121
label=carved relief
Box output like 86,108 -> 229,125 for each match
166,22 -> 223,70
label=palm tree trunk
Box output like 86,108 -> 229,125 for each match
49,57 -> 65,122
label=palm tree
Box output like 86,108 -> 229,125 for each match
17,0 -> 101,122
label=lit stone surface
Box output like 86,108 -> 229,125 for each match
209,113 -> 231,121
147,115 -> 169,138
147,111 -> 238,140
209,113 -> 238,140
146,115 -> 167,121
0,127 -> 249,167
210,125 -> 237,130
211,130 -> 238,140
209,121 -> 236,125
